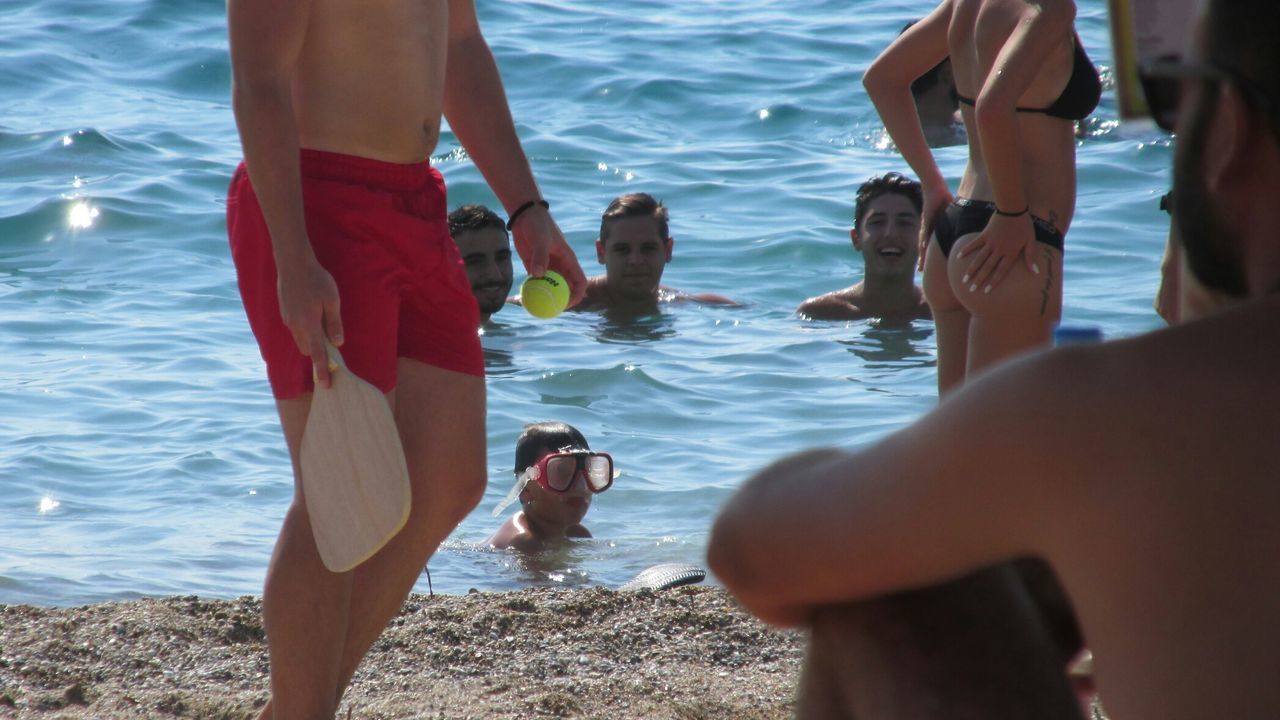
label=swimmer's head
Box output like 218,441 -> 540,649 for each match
901,21 -> 959,113
511,422 -> 597,526
854,173 -> 922,233
595,193 -> 674,302
852,173 -> 923,278
449,204 -> 513,322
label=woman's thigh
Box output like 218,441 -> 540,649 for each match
924,239 -> 970,396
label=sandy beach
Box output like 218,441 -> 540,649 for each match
0,586 -> 806,719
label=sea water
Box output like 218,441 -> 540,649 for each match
0,0 -> 1172,606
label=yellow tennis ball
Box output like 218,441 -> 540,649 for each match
520,270 -> 570,319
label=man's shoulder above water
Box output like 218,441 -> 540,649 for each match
796,284 -> 930,322
570,276 -> 738,313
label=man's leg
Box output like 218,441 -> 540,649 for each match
796,565 -> 1085,720
257,362 -> 486,718
332,359 -> 486,695
258,395 -> 354,720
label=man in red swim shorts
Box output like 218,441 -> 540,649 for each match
225,1 -> 586,717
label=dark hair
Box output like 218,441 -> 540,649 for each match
599,192 -> 670,244
853,172 -> 923,231
448,204 -> 507,239
900,20 -> 953,99
1206,1 -> 1280,137
514,422 -> 590,475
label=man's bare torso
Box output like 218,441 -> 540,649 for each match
293,0 -> 448,163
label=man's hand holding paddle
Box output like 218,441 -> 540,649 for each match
277,251 -> 345,387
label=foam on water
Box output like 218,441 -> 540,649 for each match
0,0 -> 1171,605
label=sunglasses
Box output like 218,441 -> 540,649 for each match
521,451 -> 614,493
1140,57 -> 1278,134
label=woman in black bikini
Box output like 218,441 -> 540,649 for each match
864,0 -> 1100,394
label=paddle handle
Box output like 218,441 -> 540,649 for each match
318,340 -> 345,379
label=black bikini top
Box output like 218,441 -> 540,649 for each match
956,34 -> 1102,121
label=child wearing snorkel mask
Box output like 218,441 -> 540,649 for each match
486,422 -> 614,552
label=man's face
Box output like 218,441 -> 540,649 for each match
454,226 -> 514,319
520,447 -> 593,527
853,193 -> 921,282
1171,22 -> 1249,297
596,216 -> 673,302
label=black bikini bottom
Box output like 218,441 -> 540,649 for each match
934,198 -> 1065,258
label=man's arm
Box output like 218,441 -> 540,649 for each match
709,350 -> 1083,628
442,0 -> 586,305
227,0 -> 342,386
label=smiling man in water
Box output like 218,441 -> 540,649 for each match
797,172 -> 931,323
448,204 -> 514,324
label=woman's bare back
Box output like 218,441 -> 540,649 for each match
947,0 -> 1080,226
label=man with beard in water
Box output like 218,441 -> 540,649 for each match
710,1 -> 1280,717
449,204 -> 514,324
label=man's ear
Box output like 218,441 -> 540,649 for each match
664,237 -> 674,263
1204,84 -> 1250,196
850,228 -> 863,252
595,238 -> 606,264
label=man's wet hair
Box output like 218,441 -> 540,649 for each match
854,172 -> 923,232
1206,0 -> 1280,138
448,204 -> 507,239
514,422 -> 591,475
901,21 -> 954,100
599,192 -> 670,244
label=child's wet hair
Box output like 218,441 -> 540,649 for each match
514,422 -> 590,475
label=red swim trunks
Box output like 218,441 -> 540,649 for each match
227,149 -> 483,400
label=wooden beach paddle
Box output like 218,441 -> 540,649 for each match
300,342 -> 411,572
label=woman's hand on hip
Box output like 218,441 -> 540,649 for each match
958,213 -> 1037,293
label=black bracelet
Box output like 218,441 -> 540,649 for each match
995,205 -> 1028,218
505,199 -> 550,231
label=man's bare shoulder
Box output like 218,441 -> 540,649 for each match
567,277 -> 614,312
486,515 -> 525,550
796,287 -> 865,320
668,287 -> 742,307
